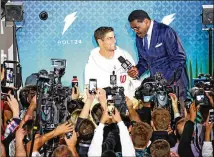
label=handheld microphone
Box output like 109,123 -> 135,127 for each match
118,56 -> 132,70
118,56 -> 139,79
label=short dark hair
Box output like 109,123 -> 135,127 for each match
131,121 -> 153,148
101,150 -> 116,157
52,145 -> 73,157
78,119 -> 95,141
128,10 -> 151,22
94,26 -> 114,43
150,139 -> 170,157
91,103 -> 103,125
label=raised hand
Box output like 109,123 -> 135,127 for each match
55,122 -> 74,135
6,94 -> 19,118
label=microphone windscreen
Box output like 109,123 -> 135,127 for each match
118,56 -> 126,63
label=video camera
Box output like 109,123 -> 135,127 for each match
32,59 -> 71,131
103,86 -> 127,116
189,74 -> 214,106
135,72 -> 174,109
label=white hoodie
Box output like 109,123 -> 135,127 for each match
84,46 -> 141,98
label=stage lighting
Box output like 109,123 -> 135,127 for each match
202,5 -> 213,25
5,1 -> 23,22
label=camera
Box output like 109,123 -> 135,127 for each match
190,74 -> 214,106
135,72 -> 173,109
19,85 -> 37,108
39,11 -> 48,20
103,86 -> 127,116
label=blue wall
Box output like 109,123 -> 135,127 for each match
17,1 -> 214,91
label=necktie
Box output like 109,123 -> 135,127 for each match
144,34 -> 149,53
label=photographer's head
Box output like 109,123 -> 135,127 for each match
152,108 -> 171,131
131,121 -> 153,149
91,103 -> 103,125
19,86 -> 37,108
52,145 -> 73,157
150,139 -> 170,157
101,150 -> 116,157
94,27 -> 116,53
78,119 -> 95,141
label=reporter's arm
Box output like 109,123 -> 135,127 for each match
88,123 -> 105,157
15,128 -> 27,157
26,122 -> 73,154
117,121 -> 136,157
79,89 -> 94,119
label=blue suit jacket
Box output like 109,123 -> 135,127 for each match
136,21 -> 189,91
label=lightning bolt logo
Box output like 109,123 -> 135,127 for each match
161,13 -> 176,25
62,12 -> 77,35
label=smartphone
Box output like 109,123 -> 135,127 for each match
89,79 -> 97,94
1,86 -> 14,95
209,109 -> 214,123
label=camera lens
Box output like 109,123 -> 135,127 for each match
39,11 -> 48,20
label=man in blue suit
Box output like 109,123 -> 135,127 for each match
127,10 -> 189,112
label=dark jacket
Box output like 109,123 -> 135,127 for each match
178,120 -> 194,157
135,21 -> 188,94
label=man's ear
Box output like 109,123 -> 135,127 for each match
76,132 -> 79,137
174,129 -> 176,135
144,18 -> 150,27
128,125 -> 133,133
97,39 -> 103,46
151,120 -> 156,131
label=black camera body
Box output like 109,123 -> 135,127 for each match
103,86 -> 127,116
190,87 -> 211,106
135,73 -> 173,109
190,74 -> 214,106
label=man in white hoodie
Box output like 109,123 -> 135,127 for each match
85,26 -> 140,98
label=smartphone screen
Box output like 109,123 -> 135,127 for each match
6,68 -> 14,83
196,95 -> 204,101
209,109 -> 214,123
196,95 -> 204,105
89,79 -> 97,94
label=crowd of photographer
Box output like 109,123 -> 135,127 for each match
1,61 -> 214,157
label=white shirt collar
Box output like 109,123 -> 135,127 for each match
147,20 -> 153,38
